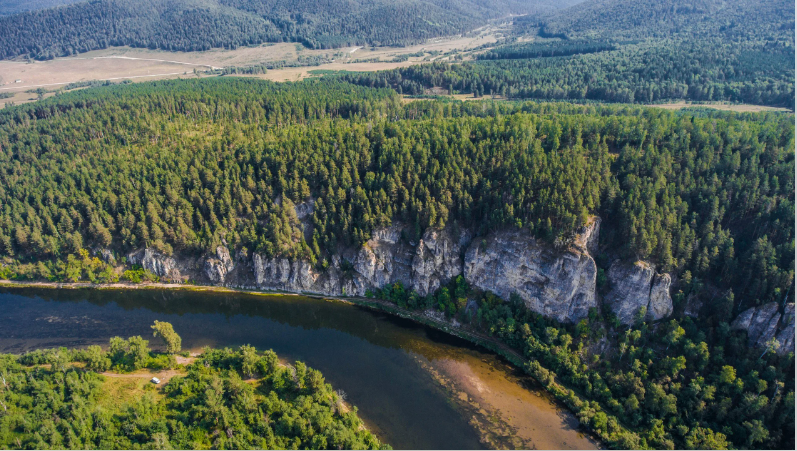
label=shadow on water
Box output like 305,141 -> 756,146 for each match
0,287 -> 597,450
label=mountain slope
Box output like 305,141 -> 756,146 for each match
541,0 -> 795,40
0,0 -> 85,16
0,0 -> 576,60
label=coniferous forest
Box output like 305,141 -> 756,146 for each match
0,0 -> 568,59
0,78 -> 793,448
0,0 -> 794,449
343,0 -> 795,107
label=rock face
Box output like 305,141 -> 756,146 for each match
204,246 -> 235,284
99,249 -> 116,265
731,302 -> 794,354
253,255 -> 323,293
776,303 -> 795,354
604,261 -> 673,324
574,217 -> 601,256
350,224 -> 415,295
127,248 -> 181,281
411,228 -> 463,296
464,229 -> 597,323
151,216 -> 674,328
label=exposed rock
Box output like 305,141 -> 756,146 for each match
100,249 -> 116,265
127,248 -> 181,281
574,216 -> 601,256
204,246 -> 235,284
411,228 -> 462,296
294,198 -> 315,221
253,254 -> 322,293
775,303 -> 795,354
464,229 -> 597,323
683,292 -> 703,318
603,261 -> 673,324
731,302 -> 792,353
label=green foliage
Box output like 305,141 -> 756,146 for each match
151,320 -> 182,355
344,0 -> 794,108
109,335 -> 151,371
346,37 -> 794,107
414,277 -> 795,450
0,79 -> 791,312
0,0 -> 558,60
0,340 -> 387,450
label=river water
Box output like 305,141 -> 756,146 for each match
0,287 -> 598,450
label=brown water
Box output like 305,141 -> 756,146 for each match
0,287 -> 598,450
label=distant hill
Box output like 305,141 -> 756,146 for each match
541,0 -> 795,40
0,0 -> 85,16
0,0 -> 580,60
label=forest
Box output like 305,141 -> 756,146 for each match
0,78 -> 793,449
343,0 -> 795,107
0,325 -> 386,449
371,274 -> 794,449
0,0 -> 565,60
0,77 -> 792,316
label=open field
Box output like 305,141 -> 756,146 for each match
0,22 -> 509,106
646,101 -> 792,113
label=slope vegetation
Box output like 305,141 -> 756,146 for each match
0,0 -> 573,60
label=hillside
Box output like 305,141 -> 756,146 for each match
541,0 -> 795,40
344,0 -> 795,107
0,78 -> 793,449
0,0 -> 85,16
0,0 -> 575,60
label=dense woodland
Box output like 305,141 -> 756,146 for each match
0,331 -> 386,449
0,0 -> 564,60
0,77 -> 792,312
0,79 -> 793,449
344,0 -> 795,108
372,274 -> 794,449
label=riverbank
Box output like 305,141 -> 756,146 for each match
0,279 -> 603,448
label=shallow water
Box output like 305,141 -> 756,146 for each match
0,287 -> 597,450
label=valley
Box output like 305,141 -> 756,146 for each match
0,0 -> 793,449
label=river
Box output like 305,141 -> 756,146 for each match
0,286 -> 598,450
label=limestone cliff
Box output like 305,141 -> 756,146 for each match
124,217 -> 679,328
463,229 -> 598,323
127,248 -> 181,282
603,261 -> 673,325
731,302 -> 794,354
204,246 -> 235,284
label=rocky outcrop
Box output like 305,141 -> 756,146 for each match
350,224 -> 415,294
731,302 -> 794,354
127,248 -> 181,281
100,249 -> 116,265
603,261 -> 673,324
412,228 -> 463,296
574,217 -> 601,256
204,246 -> 234,284
463,229 -> 597,323
776,303 -> 795,354
253,254 -> 323,293
247,222 -> 604,323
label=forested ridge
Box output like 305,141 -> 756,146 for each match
0,0 -> 566,60
0,78 -> 793,449
0,330 -> 386,449
0,78 -> 792,310
343,0 -> 795,107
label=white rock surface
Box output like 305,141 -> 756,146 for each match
603,261 -> 673,324
463,229 -> 598,323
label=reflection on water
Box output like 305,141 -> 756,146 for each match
0,287 -> 597,450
